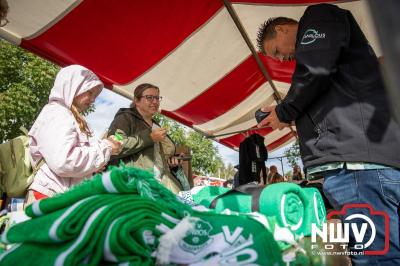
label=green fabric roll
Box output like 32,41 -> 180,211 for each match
302,187 -> 327,236
203,183 -> 326,237
213,192 -> 252,213
259,183 -> 307,235
191,186 -> 230,207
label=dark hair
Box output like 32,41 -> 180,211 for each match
256,17 -> 298,55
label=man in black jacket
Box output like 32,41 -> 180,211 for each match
257,4 -> 400,265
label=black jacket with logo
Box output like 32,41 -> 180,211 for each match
275,4 -> 400,169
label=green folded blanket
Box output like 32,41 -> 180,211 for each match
25,166 -> 187,218
1,195 -> 181,265
0,166 -> 289,266
1,166 -> 190,265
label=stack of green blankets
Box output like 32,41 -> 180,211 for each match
192,183 -> 327,237
0,166 -> 287,266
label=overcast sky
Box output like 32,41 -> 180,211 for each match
86,89 -> 300,176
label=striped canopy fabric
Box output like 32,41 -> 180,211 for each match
1,0 -> 381,151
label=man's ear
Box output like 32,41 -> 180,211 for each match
275,24 -> 288,34
275,25 -> 283,33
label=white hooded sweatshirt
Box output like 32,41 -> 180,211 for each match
28,65 -> 112,196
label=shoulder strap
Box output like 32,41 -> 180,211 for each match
19,126 -> 45,175
32,158 -> 45,176
19,126 -> 29,136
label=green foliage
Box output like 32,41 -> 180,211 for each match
186,131 -> 223,176
0,40 -> 59,142
284,139 -> 301,168
153,113 -> 186,146
216,162 -> 237,180
154,113 -> 223,176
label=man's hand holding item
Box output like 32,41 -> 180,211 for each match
257,105 -> 289,130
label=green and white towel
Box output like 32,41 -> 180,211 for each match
0,166 -> 290,265
302,187 -> 327,236
1,195 -> 182,265
25,166 -> 187,218
156,211 -> 283,266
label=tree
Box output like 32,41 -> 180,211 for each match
153,113 -> 186,146
284,139 -> 301,168
186,131 -> 223,176
217,162 -> 237,180
154,113 -> 223,176
0,40 -> 59,142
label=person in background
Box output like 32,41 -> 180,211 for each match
107,83 -> 184,194
258,166 -> 269,186
267,165 -> 284,184
27,65 -> 121,203
0,0 -> 8,27
256,4 -> 400,264
291,165 -> 303,181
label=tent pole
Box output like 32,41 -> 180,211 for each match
205,125 -> 271,138
222,0 -> 297,139
222,0 -> 282,103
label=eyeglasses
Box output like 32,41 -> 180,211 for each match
140,95 -> 163,102
0,18 -> 8,27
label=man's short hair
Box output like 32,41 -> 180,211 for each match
256,17 -> 298,55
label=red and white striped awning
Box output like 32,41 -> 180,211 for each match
1,0 -> 381,151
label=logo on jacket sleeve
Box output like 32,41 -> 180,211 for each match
301,29 -> 326,45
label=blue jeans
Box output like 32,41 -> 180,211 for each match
322,168 -> 400,266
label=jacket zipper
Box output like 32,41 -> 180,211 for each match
306,112 -> 323,144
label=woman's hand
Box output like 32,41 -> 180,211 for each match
106,136 -> 122,155
167,155 -> 183,168
151,128 -> 167,142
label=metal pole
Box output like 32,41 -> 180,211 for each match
222,0 -> 281,103
278,157 -> 284,177
222,0 -> 297,139
205,125 -> 271,138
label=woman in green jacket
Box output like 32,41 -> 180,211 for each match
107,83 -> 183,193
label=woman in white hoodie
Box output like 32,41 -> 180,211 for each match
27,65 -> 121,201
